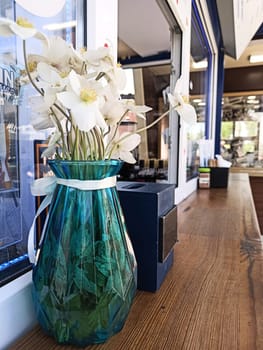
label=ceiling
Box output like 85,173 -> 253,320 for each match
118,0 -> 170,62
117,0 -> 263,70
224,39 -> 263,69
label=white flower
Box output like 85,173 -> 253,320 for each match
0,17 -> 46,41
42,36 -> 82,73
175,103 -> 197,125
84,46 -> 111,68
110,132 -> 141,164
101,100 -> 126,126
84,46 -> 126,92
168,77 -> 197,125
56,70 -> 107,131
0,17 -> 182,163
42,131 -> 61,158
36,62 -> 68,106
28,95 -> 54,130
109,64 -> 127,91
122,100 -> 152,119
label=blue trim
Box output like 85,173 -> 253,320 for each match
214,50 -> 224,155
206,0 -> 225,155
0,254 -> 29,272
192,0 -> 212,139
119,51 -> 171,66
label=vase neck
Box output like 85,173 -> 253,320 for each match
48,160 -> 123,180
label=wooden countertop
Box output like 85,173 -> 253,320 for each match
230,166 -> 263,177
10,173 -> 263,350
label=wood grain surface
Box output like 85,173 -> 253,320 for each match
9,173 -> 263,350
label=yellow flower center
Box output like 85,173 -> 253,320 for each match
80,88 -> 97,103
28,61 -> 37,72
59,71 -> 68,79
182,95 -> 189,103
80,47 -> 87,54
16,17 -> 34,28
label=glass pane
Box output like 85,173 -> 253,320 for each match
0,0 -> 83,286
118,0 -> 182,184
235,121 -> 258,137
118,65 -> 170,183
221,94 -> 263,167
188,3 -> 211,180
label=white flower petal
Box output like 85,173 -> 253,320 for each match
57,91 -> 79,109
174,76 -> 183,95
43,92 -> 56,107
175,103 -> 197,125
71,102 -> 96,131
102,100 -> 126,125
37,62 -> 57,82
48,131 -> 61,146
69,70 -> 81,96
85,46 -> 110,64
29,95 -> 54,130
42,144 -> 56,158
119,150 -> 136,164
0,18 -> 15,36
9,22 -> 37,40
95,110 -> 107,130
118,133 -> 141,151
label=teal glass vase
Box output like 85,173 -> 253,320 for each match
32,159 -> 137,346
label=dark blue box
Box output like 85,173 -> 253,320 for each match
117,182 -> 177,292
210,167 -> 229,188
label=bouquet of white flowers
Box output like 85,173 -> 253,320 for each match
0,16 -> 196,164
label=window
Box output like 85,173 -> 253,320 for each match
187,0 -> 215,180
187,0 -> 217,180
220,93 -> 263,167
118,0 -> 182,184
0,0 -> 84,286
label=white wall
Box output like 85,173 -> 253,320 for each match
86,0 -> 118,58
0,272 -> 37,350
167,0 -> 199,203
168,0 -> 218,204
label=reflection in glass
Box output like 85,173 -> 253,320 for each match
119,65 -> 170,183
0,0 -> 83,286
187,3 -> 211,180
220,93 -> 263,167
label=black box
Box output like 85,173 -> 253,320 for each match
117,182 -> 177,292
210,167 -> 229,188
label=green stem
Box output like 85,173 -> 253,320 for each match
23,40 -> 43,96
50,106 -> 70,159
90,129 -> 98,160
104,109 -> 129,155
71,125 -> 80,159
93,127 -> 104,159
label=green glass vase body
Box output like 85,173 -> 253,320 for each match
32,159 -> 137,346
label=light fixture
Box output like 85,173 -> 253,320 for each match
43,21 -> 77,31
15,0 -> 65,17
192,60 -> 208,69
249,54 -> 263,63
247,99 -> 260,104
192,98 -> 202,103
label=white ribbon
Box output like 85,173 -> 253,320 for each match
28,175 -> 117,264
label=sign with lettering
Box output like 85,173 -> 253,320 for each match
0,64 -> 20,105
